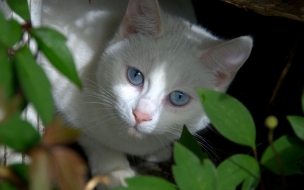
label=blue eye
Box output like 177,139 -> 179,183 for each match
169,91 -> 190,106
127,67 -> 144,86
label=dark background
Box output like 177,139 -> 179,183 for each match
191,0 -> 304,189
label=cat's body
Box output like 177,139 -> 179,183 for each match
41,0 -> 253,188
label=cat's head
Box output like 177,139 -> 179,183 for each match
97,0 -> 252,140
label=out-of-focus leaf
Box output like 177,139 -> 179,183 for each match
114,176 -> 177,190
6,0 -> 31,21
302,88 -> 304,114
7,19 -> 23,46
179,126 -> 204,160
29,147 -> 51,190
15,46 -> 54,125
261,135 -> 304,175
217,154 -> 260,190
51,147 -> 87,190
0,113 -> 41,152
9,164 -> 28,185
0,165 -> 26,190
197,88 -> 256,148
0,12 -> 10,46
0,48 -> 13,98
173,142 -> 218,190
30,27 -> 82,87
0,181 -> 18,190
287,116 -> 304,141
43,118 -> 81,146
0,11 -> 22,47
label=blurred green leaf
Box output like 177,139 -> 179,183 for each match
115,176 -> 177,190
30,27 -> 82,87
260,135 -> 304,175
287,116 -> 304,141
0,113 -> 41,152
197,88 -> 256,148
0,11 -> 22,47
6,0 -> 30,21
0,12 -> 10,46
173,142 -> 217,190
179,126 -> 204,160
302,88 -> 304,114
15,46 -> 54,125
0,11 -> 11,46
217,154 -> 260,190
0,181 -> 18,190
9,164 -> 29,185
0,47 -> 13,98
7,19 -> 23,46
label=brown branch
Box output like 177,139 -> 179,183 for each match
220,0 -> 304,22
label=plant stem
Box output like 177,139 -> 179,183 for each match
252,147 -> 265,190
268,128 -> 287,190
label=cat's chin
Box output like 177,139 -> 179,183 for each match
127,127 -> 145,139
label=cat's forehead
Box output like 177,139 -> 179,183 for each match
124,35 -> 216,93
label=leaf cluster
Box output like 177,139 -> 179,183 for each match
114,89 -> 304,190
0,1 -> 86,190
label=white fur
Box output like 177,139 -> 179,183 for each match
41,0 -> 253,189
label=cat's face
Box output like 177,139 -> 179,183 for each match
96,0 -> 252,141
99,34 -> 216,139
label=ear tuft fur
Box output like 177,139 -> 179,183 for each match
120,0 -> 162,38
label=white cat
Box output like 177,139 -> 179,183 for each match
41,0 -> 253,189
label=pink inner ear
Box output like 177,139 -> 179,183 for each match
215,71 -> 228,87
121,18 -> 138,38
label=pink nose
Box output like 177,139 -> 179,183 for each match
133,110 -> 152,124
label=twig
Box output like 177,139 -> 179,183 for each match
268,128 -> 288,190
252,147 -> 265,190
267,38 -> 299,108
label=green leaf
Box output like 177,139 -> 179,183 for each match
0,181 -> 18,190
7,19 -> 23,46
6,0 -> 30,21
0,12 -> 10,47
29,27 -> 82,87
173,142 -> 218,190
217,154 -> 260,190
302,88 -> 304,114
197,88 -> 256,148
15,46 -> 54,125
179,126 -> 204,160
0,47 -> 13,98
9,163 -> 29,185
0,11 -> 22,47
0,113 -> 41,152
260,135 -> 304,175
287,116 -> 304,141
114,176 -> 177,190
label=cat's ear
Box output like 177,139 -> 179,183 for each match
200,36 -> 253,90
120,0 -> 161,38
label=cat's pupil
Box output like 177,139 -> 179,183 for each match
134,71 -> 140,78
178,93 -> 182,99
